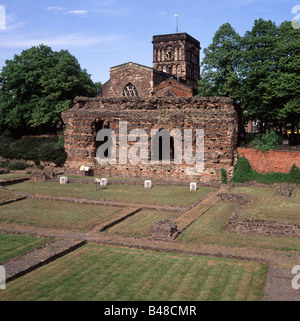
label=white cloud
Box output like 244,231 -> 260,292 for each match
0,33 -> 122,49
66,10 -> 88,15
46,7 -> 64,11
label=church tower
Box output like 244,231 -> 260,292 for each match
152,33 -> 200,90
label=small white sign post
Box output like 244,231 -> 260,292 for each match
190,182 -> 197,191
100,178 -> 108,187
144,180 -> 152,189
0,265 -> 6,290
59,177 -> 69,184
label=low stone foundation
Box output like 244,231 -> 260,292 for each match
227,216 -> 300,238
30,171 -> 57,182
276,186 -> 293,197
224,194 -> 300,239
150,220 -> 178,240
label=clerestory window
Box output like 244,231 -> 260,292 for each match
122,83 -> 139,97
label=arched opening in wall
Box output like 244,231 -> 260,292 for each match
94,120 -> 111,158
152,129 -> 175,162
122,83 -> 139,97
164,91 -> 176,98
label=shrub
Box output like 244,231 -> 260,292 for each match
221,168 -> 227,184
0,160 -> 11,168
231,157 -> 300,184
289,164 -> 300,183
38,142 -> 67,166
0,136 -> 67,167
8,162 -> 30,170
231,157 -> 256,183
55,130 -> 65,149
0,160 -> 30,170
250,129 -> 279,151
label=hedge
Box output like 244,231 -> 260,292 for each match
0,136 -> 67,167
231,157 -> 300,184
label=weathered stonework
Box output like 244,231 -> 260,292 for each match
153,33 -> 200,90
62,96 -> 238,183
276,185 -> 293,197
150,220 -> 178,239
30,171 -> 57,182
224,194 -> 300,239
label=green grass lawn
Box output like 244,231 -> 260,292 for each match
0,245 -> 267,301
229,186 -> 300,223
179,202 -> 300,251
237,195 -> 300,223
0,198 -> 122,231
0,234 -> 52,263
229,186 -> 278,196
0,190 -> 15,201
291,189 -> 300,199
106,209 -> 180,237
0,173 -> 30,180
7,182 -> 214,207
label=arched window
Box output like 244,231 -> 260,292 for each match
122,83 -> 139,97
164,91 -> 176,97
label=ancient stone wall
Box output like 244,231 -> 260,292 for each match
62,96 -> 238,183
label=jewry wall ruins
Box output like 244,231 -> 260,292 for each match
62,96 -> 239,183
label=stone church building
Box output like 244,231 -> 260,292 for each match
62,32 -> 238,183
101,32 -> 200,98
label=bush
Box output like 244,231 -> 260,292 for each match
221,168 -> 227,184
231,157 -> 300,184
250,130 -> 279,151
8,162 -> 30,170
289,164 -> 300,183
0,160 -> 30,170
0,136 -> 67,167
231,157 -> 256,183
38,142 -> 67,166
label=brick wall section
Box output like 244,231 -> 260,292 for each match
62,96 -> 238,183
153,78 -> 193,97
237,147 -> 300,174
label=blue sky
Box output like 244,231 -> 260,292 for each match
0,0 -> 297,83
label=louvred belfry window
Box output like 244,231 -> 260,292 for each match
122,83 -> 139,97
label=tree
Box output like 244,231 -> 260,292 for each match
198,23 -> 242,100
240,19 -> 279,132
0,44 -> 99,136
263,21 -> 300,143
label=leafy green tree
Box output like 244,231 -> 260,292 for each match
198,23 -> 242,100
260,21 -> 300,142
0,45 -> 98,136
239,19 -> 279,132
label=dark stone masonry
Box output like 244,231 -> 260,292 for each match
62,96 -> 239,183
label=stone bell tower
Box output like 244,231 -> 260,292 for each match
152,33 -> 200,89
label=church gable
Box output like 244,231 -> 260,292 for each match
101,32 -> 200,98
101,62 -> 154,98
153,78 -> 193,97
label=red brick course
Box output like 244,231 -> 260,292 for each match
237,147 -> 300,174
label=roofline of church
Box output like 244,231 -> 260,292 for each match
110,61 -> 177,79
153,77 -> 193,91
152,32 -> 200,47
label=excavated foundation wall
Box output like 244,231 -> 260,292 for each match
62,97 -> 238,183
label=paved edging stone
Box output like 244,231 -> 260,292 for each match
2,239 -> 86,282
